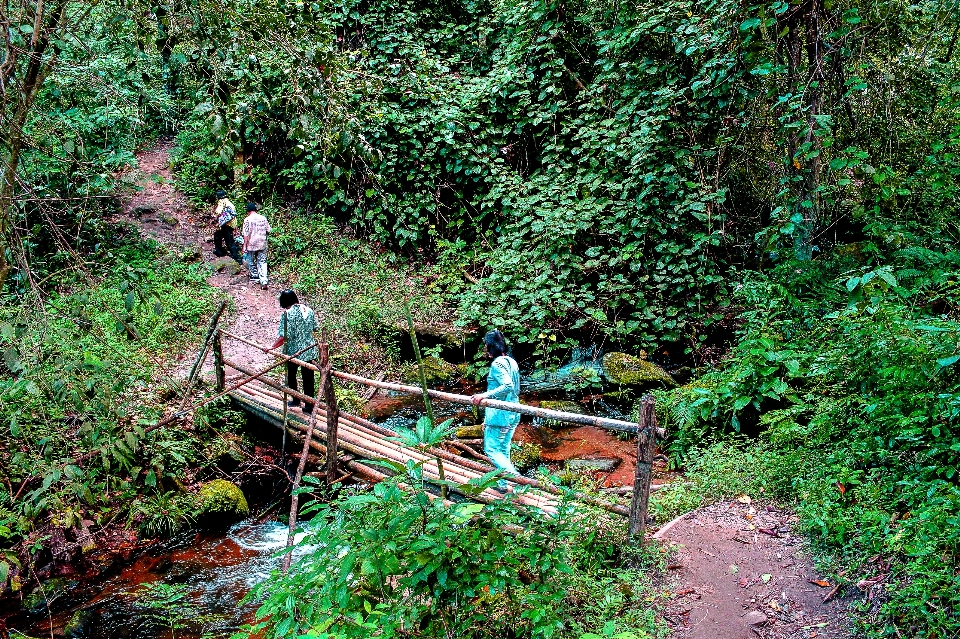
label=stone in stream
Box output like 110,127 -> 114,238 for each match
536,400 -> 584,429
567,457 -> 622,472
456,424 -> 483,439
512,441 -> 542,472
195,479 -> 249,529
601,352 -> 675,387
401,356 -> 458,385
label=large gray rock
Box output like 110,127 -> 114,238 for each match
567,457 -> 621,472
210,256 -> 242,274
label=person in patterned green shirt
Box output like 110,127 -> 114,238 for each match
271,289 -> 318,412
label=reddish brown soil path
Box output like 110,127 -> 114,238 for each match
119,143 -> 279,376
656,500 -> 853,639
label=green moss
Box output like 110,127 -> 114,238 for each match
401,356 -> 457,385
456,425 -> 483,439
537,400 -> 584,429
64,609 -> 94,638
602,352 -> 675,387
196,480 -> 249,521
512,441 -> 542,472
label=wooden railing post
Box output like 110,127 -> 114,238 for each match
320,343 -> 341,488
628,395 -> 657,540
212,329 -> 226,392
177,300 -> 227,413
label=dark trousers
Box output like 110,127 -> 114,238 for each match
213,225 -> 240,261
286,362 -> 316,409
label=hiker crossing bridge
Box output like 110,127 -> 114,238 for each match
198,322 -> 663,535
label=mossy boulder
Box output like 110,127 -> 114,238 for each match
64,609 -> 95,638
456,424 -> 483,439
602,352 -> 675,387
536,400 -> 584,429
512,441 -> 542,472
195,480 -> 249,529
401,356 -> 457,385
210,256 -> 242,274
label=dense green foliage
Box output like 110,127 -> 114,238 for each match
0,0 -> 958,636
167,0 -> 960,355
655,250 -> 960,635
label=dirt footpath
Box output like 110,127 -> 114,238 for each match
119,143 -> 279,375
656,500 -> 852,639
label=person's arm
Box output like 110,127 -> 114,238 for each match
214,200 -> 224,222
271,311 -> 286,350
471,360 -> 512,405
241,219 -> 250,252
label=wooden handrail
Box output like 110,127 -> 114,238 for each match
219,329 -> 665,437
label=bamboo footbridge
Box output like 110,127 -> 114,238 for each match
188,303 -> 663,536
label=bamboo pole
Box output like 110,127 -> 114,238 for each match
178,300 -> 228,412
628,395 -> 657,540
282,369 -> 325,573
231,388 -> 558,512
320,344 -> 340,489
212,329 -> 226,392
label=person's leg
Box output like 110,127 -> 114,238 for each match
247,249 -> 260,281
484,424 -> 519,489
257,249 -> 268,287
213,226 -> 227,255
286,362 -> 300,406
228,231 -> 242,262
301,365 -> 315,412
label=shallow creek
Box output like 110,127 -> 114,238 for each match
13,521 -> 292,638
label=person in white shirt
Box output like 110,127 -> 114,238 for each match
241,202 -> 271,290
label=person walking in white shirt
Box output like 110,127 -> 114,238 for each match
241,202 -> 271,290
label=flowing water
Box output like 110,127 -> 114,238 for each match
13,521 -> 295,638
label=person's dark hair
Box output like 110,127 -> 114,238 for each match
246,201 -> 258,212
216,189 -> 227,199
278,289 -> 299,309
483,329 -> 509,358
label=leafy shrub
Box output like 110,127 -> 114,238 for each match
245,476 -> 577,638
658,261 -> 960,637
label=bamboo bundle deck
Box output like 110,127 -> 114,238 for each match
224,358 -> 631,517
230,378 -> 561,514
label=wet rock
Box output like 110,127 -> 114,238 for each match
512,441 -> 542,472
364,394 -> 423,421
160,212 -> 179,227
210,256 -> 242,274
456,425 -> 483,439
181,243 -> 203,263
743,610 -> 768,626
536,400 -> 584,429
129,204 -> 157,218
521,347 -> 603,393
195,480 -> 249,529
567,457 -> 621,472
602,352 -> 675,387
23,577 -> 70,614
64,609 -> 95,638
401,356 -> 457,385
